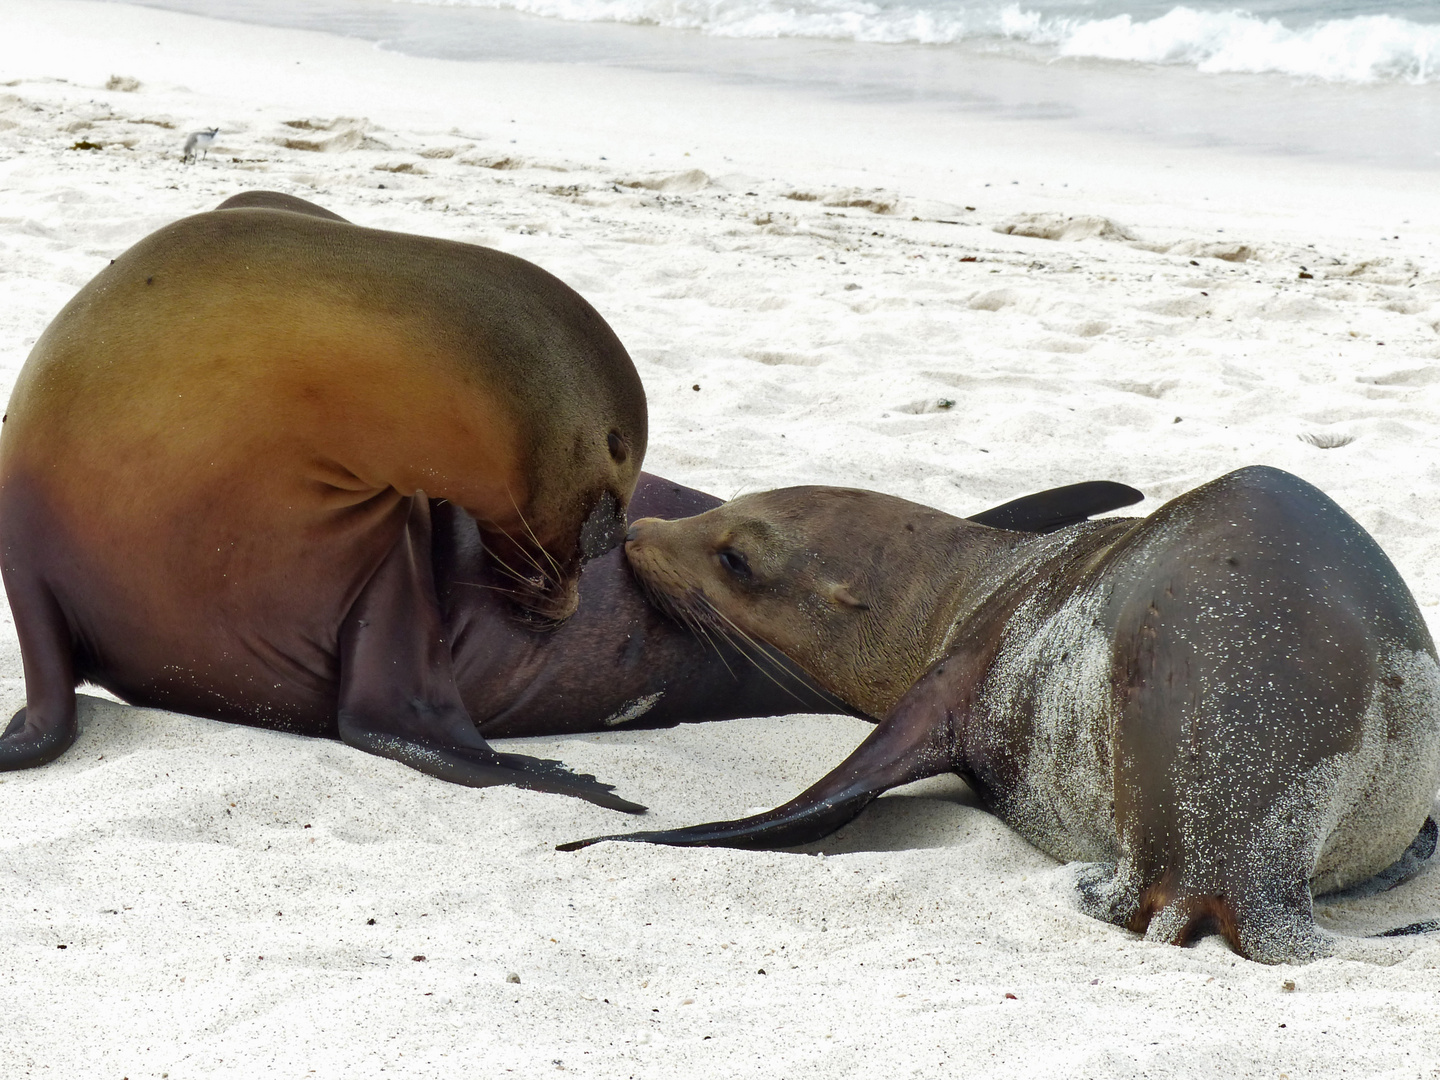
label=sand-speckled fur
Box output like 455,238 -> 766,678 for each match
599,466 -> 1440,963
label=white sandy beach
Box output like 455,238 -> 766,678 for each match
3,1 -> 1440,1075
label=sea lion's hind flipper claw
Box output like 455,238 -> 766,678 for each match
968,480 -> 1144,534
556,784 -> 874,852
343,729 -> 644,813
560,690 -> 953,852
489,750 -> 645,813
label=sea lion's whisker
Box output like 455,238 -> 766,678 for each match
476,508 -> 559,591
700,597 -> 861,718
682,603 -> 739,679
694,595 -> 841,711
499,535 -> 555,584
506,489 -> 564,579
633,580 -> 736,677
484,548 -> 549,595
451,579 -> 529,599
484,553 -> 532,586
632,577 -> 748,673
627,567 -> 783,685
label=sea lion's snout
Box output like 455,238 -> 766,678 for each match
531,577 -> 581,622
486,491 -> 628,623
579,490 -> 626,562
624,517 -> 659,548
622,516 -> 708,622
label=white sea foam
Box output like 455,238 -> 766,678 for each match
1055,7 -> 1440,83
394,0 -> 1440,83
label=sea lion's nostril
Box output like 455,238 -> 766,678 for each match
626,524 -> 641,543
607,430 -> 628,463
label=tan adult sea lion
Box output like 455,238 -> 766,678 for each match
564,467 -> 1440,963
0,192 -> 648,809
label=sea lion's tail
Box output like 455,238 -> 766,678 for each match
557,696 -> 954,852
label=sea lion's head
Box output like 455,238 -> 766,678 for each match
437,246 -> 653,622
471,285 -> 648,622
478,416 -> 645,623
624,486 -> 1009,717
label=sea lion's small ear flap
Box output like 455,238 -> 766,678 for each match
828,583 -> 870,611
968,481 -> 1143,534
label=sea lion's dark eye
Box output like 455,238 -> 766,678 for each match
607,430 -> 628,463
717,548 -> 750,579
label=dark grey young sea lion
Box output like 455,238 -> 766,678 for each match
0,191 -> 1143,810
563,467 -> 1440,963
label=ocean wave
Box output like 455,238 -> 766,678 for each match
393,0 -> 1440,83
1056,8 -> 1440,83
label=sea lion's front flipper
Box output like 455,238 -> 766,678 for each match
0,559 -> 78,770
968,480 -> 1143,533
337,494 -> 644,814
558,691 -> 953,851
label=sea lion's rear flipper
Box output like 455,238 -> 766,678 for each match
337,494 -> 644,814
1075,861 -> 1326,964
558,693 -> 952,851
968,481 -> 1143,533
1357,818 -> 1440,937
0,567 -> 78,770
214,191 -> 350,222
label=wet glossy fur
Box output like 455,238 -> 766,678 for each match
0,193 -> 651,808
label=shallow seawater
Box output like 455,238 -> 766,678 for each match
381,0 -> 1440,85
107,0 -> 1440,171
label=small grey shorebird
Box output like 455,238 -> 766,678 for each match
182,128 -> 219,164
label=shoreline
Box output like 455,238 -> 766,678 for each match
105,0 -> 1440,172
4,1 -> 1440,1075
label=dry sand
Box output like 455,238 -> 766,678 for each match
3,1 -> 1440,1075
